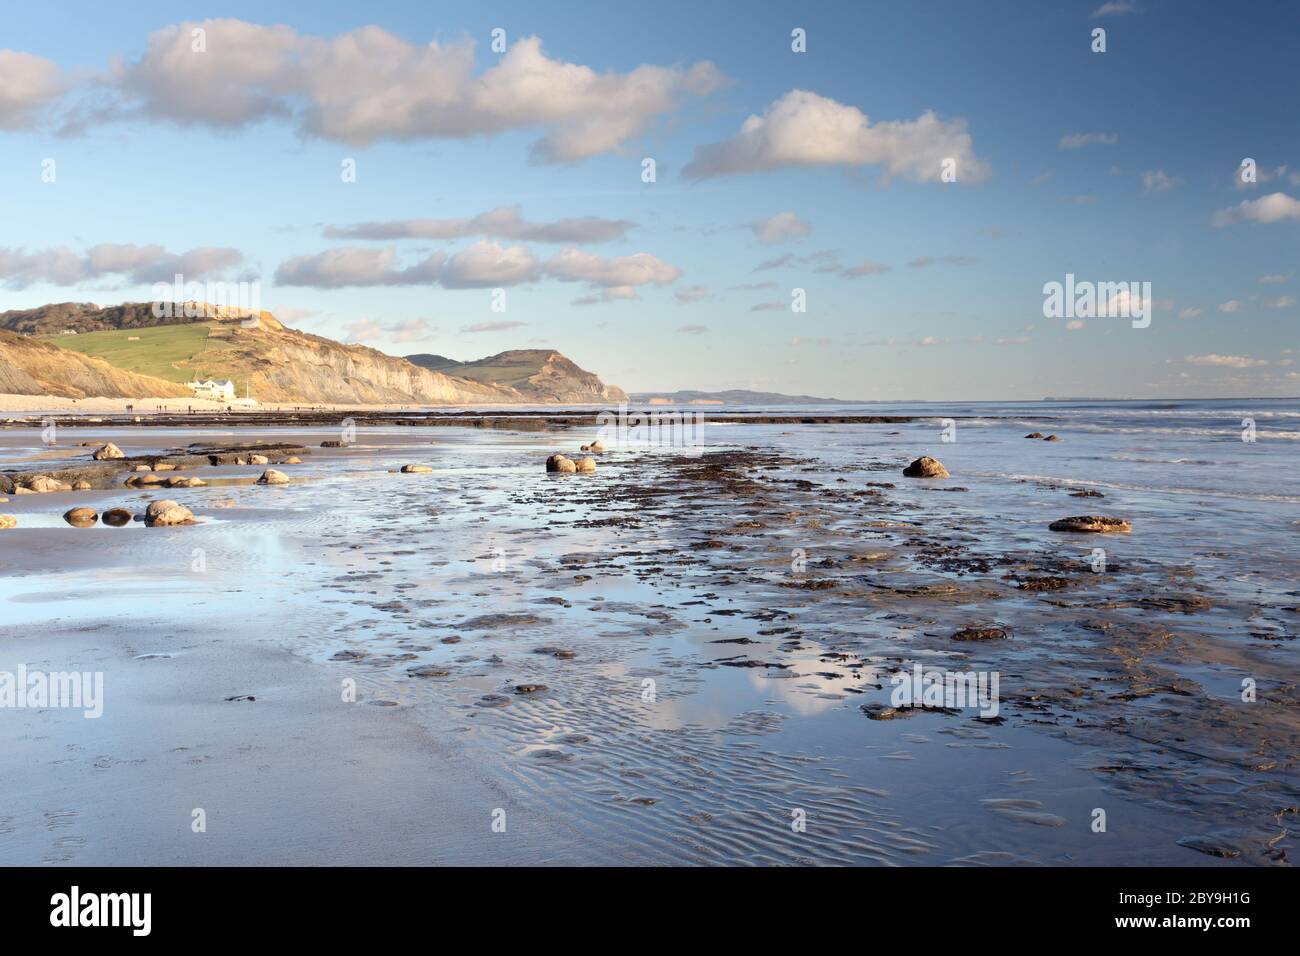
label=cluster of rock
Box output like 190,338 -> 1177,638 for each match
546,454 -> 596,474
894,455 -> 1133,535
545,437 -> 603,474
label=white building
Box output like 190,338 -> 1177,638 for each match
187,379 -> 237,401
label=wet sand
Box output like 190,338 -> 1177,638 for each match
0,420 -> 1295,865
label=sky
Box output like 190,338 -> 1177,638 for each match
0,0 -> 1297,400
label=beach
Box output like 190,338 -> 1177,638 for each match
1,400 -> 1296,865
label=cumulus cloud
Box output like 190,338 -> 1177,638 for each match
386,318 -> 437,342
683,89 -> 988,183
1058,132 -> 1118,149
752,212 -> 811,244
1184,354 -> 1267,368
842,260 -> 890,278
907,255 -> 977,269
1142,169 -> 1181,193
111,22 -> 725,161
545,248 -> 681,291
343,318 -> 384,343
1213,192 -> 1300,227
1092,3 -> 1139,17
1232,163 -> 1298,191
274,241 -> 555,290
274,247 -> 443,288
1264,295 -> 1295,309
0,50 -> 66,129
1178,307 -> 1202,319
324,205 -> 633,244
461,320 -> 526,334
1218,300 -> 1242,313
0,242 -> 242,288
441,242 -> 540,289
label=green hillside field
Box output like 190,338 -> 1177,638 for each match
42,322 -> 245,392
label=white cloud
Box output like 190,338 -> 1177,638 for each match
1058,132 -> 1119,149
343,318 -> 383,343
440,242 -> 539,289
752,212 -> 811,245
0,50 -> 66,129
1264,295 -> 1295,309
1184,354 -> 1267,368
545,248 -> 681,289
842,260 -> 890,278
1259,272 -> 1293,284
274,247 -> 443,288
0,243 -> 242,288
1232,163 -> 1296,191
683,89 -> 988,183
1092,2 -> 1139,17
324,205 -> 633,244
676,324 -> 707,335
674,284 -> 710,304
1213,192 -> 1300,227
112,22 -> 725,161
1217,300 -> 1242,313
908,255 -> 978,269
1178,307 -> 1202,319
1142,169 -> 1181,193
461,320 -> 526,334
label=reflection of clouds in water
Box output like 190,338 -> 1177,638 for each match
741,631 -> 883,716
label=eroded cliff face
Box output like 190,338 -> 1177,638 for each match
527,351 -> 629,403
0,331 -> 191,399
407,349 -> 628,404
2,303 -> 627,405
203,319 -> 523,405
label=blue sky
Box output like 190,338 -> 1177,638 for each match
1,0 -> 1297,399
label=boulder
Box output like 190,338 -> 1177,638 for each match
1049,515 -> 1131,533
166,476 -> 206,488
144,499 -> 195,527
63,507 -> 98,527
257,469 -> 290,485
126,473 -> 166,486
320,440 -> 346,448
401,464 -> 433,474
25,476 -> 72,493
153,462 -> 176,471
249,454 -> 269,465
282,456 -> 302,465
102,508 -> 133,527
580,440 -> 606,453
72,480 -> 92,491
134,464 -> 153,472
902,456 -> 949,478
1024,432 -> 1044,439
546,454 -> 576,474
1043,434 -> 1060,442
574,457 -> 597,473
0,515 -> 15,530
92,442 -> 125,460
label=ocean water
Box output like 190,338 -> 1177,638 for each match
0,398 -> 1296,865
